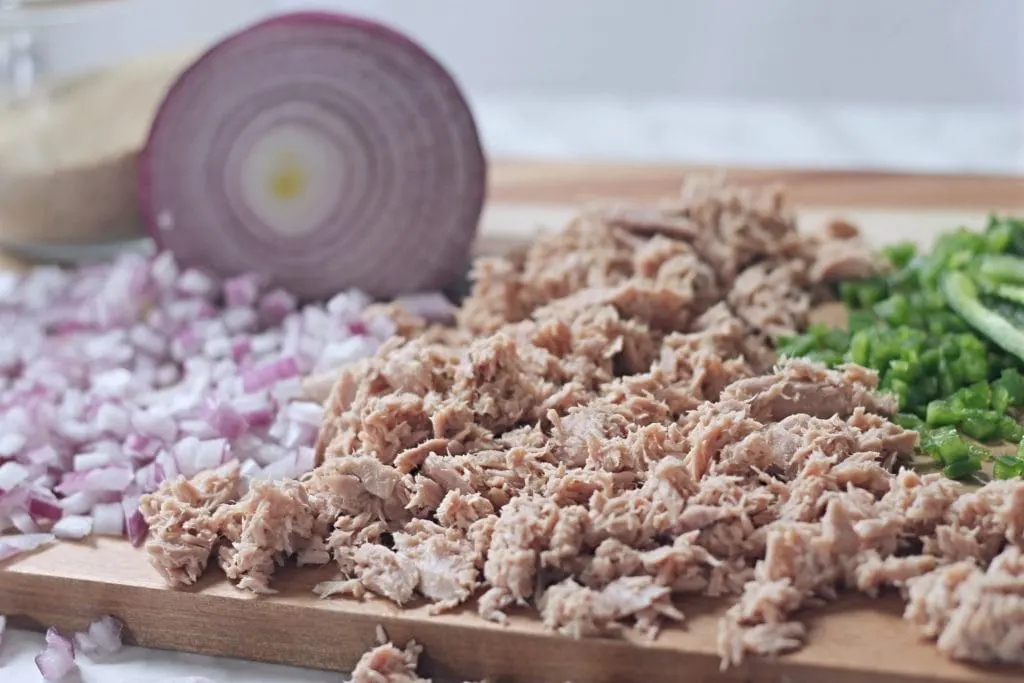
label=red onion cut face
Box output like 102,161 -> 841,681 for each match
140,11 -> 487,301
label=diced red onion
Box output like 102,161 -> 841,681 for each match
35,627 -> 77,681
52,514 -> 93,540
0,238 -> 437,550
73,615 -> 123,658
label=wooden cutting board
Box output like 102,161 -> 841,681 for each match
2,163 -> 1024,683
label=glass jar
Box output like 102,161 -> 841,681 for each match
0,0 -> 274,263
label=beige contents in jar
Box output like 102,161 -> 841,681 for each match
0,50 -> 193,248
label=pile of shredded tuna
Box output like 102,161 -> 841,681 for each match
139,178 -> 1024,670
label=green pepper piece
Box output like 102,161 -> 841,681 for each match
996,415 -> 1024,442
874,294 -> 911,326
882,242 -> 917,269
991,383 -> 1011,414
952,382 -> 992,410
993,455 -> 1021,480
997,369 -> 1024,407
943,455 -> 982,480
926,400 -> 963,428
923,426 -> 968,463
978,254 -> 1024,285
959,412 -> 1000,442
893,413 -> 924,431
941,272 -> 1024,364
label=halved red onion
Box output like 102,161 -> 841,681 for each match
73,615 -> 124,659
139,11 -> 486,300
35,627 -> 77,681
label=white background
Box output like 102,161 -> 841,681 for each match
36,0 -> 1024,108
24,0 -> 1024,172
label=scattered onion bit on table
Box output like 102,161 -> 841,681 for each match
73,615 -> 124,659
35,627 -> 76,681
0,246 -> 451,558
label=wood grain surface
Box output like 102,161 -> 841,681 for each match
2,539 -> 1019,683
1,168 -> 1023,682
488,160 -> 1024,210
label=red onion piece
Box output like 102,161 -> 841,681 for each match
35,627 -> 77,681
394,292 -> 457,324
125,506 -> 149,548
58,492 -> 97,516
52,514 -> 93,540
139,11 -> 485,300
73,615 -> 123,659
91,502 -> 124,537
0,462 -> 29,493
11,510 -> 40,533
0,532 -> 55,561
241,357 -> 299,393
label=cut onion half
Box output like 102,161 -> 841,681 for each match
140,11 -> 486,300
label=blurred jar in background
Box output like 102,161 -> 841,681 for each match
0,0 -> 272,263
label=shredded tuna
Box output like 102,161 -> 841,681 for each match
138,461 -> 241,586
141,175 -> 1024,673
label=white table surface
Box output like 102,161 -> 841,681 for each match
4,96 -> 1023,682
